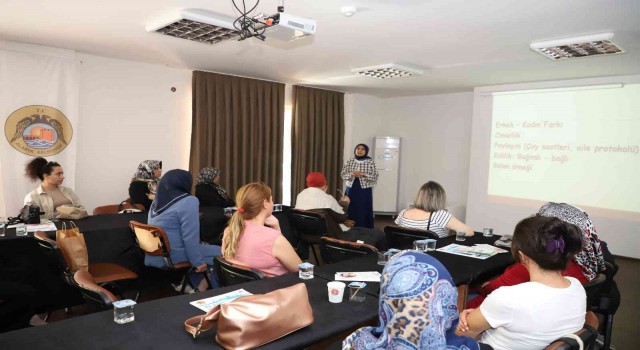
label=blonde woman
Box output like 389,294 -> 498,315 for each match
222,182 -> 302,277
395,181 -> 474,238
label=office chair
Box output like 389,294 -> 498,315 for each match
129,221 -> 211,293
545,311 -> 599,350
213,256 -> 265,287
68,269 -> 119,311
319,236 -> 378,264
33,231 -> 137,289
289,209 -> 328,265
383,225 -> 439,249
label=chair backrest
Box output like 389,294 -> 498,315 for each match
384,225 -> 439,249
70,269 -> 118,310
129,221 -> 176,267
319,236 -> 379,264
289,209 -> 328,238
93,200 -> 144,215
213,256 -> 265,286
33,231 -> 70,273
545,311 -> 599,350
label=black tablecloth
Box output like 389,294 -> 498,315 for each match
313,234 -> 514,297
0,273 -> 378,349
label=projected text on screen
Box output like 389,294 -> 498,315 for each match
488,84 -> 640,214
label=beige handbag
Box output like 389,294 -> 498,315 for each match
184,283 -> 314,350
56,205 -> 89,219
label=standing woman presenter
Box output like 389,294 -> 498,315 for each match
340,144 -> 378,228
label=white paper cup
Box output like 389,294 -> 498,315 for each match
327,281 -> 346,303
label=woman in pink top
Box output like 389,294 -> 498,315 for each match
222,182 -> 302,277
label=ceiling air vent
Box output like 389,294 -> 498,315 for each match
530,33 -> 624,60
146,9 -> 240,45
351,64 -> 424,79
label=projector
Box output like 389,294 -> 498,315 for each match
265,13 -> 316,41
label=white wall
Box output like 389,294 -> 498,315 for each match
344,92 -> 474,221
75,54 -> 192,213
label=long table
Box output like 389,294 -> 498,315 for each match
312,234 -> 514,308
0,272 -> 378,349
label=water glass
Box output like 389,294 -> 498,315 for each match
223,207 -> 235,217
348,282 -> 366,302
0,218 -> 6,237
425,239 -> 437,251
298,262 -> 314,279
113,299 -> 136,324
483,227 -> 494,237
455,231 -> 466,242
16,224 -> 28,236
413,240 -> 427,252
273,204 -> 283,212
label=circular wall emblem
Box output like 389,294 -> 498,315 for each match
4,105 -> 73,156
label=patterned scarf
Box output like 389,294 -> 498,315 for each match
537,202 -> 606,281
197,167 -> 232,201
132,160 -> 161,194
343,251 -> 479,350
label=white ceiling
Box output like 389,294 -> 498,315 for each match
1,0 -> 639,97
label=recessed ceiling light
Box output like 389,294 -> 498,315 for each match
351,64 -> 424,79
530,33 -> 624,60
146,9 -> 240,45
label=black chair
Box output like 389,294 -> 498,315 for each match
545,311 -> 599,350
289,209 -> 328,264
586,261 -> 619,350
383,225 -> 439,249
319,236 -> 379,264
68,270 -> 118,311
213,256 -> 265,286
129,221 -> 211,294
33,231 -> 137,294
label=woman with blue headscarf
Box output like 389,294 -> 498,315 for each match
145,169 -> 221,292
343,250 -> 480,350
340,144 -> 378,228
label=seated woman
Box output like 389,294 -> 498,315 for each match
222,182 -> 301,277
395,181 -> 473,238
145,169 -> 221,292
195,167 -> 235,208
467,202 -> 602,308
456,216 -> 586,350
129,160 -> 162,211
295,171 -> 386,250
343,250 -> 480,350
24,157 -> 85,220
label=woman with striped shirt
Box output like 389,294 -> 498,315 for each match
395,181 -> 474,238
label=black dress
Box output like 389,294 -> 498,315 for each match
129,181 -> 152,211
195,184 -> 235,208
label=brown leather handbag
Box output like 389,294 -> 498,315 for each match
184,283 -> 314,349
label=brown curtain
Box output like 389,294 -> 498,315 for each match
189,71 -> 285,202
291,85 -> 344,205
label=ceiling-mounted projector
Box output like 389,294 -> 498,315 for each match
145,8 -> 315,44
266,13 -> 316,41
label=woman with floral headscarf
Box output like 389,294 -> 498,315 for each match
195,167 -> 235,208
129,160 -> 162,211
343,250 -> 480,350
340,144 -> 378,228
